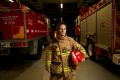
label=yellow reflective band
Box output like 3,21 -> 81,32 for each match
66,51 -> 70,55
56,47 -> 60,51
47,61 -> 51,66
64,67 -> 71,73
77,44 -> 80,47
81,50 -> 86,55
46,51 -> 52,54
64,67 -> 68,70
61,53 -> 67,57
47,61 -> 51,63
75,44 -> 80,48
47,63 -> 51,66
82,51 -> 86,53
51,66 -> 71,74
61,51 -> 70,57
57,52 -> 61,55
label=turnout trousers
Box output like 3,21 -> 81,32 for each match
49,72 -> 76,80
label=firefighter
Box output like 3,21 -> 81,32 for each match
45,22 -> 87,80
74,25 -> 80,43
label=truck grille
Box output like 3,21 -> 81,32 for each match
0,48 -> 10,55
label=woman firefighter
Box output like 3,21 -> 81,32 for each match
45,22 -> 88,80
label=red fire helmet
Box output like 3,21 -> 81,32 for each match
71,50 -> 85,65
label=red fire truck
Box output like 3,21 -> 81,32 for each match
76,0 -> 120,65
0,3 -> 49,59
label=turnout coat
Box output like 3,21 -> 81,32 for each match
45,36 -> 87,75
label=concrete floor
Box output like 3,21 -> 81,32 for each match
0,49 -> 120,80
76,60 -> 120,80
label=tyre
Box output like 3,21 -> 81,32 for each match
88,43 -> 94,57
87,37 -> 96,60
29,40 -> 42,59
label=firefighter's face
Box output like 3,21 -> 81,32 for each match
58,24 -> 66,36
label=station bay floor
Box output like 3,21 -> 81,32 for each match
0,48 -> 120,80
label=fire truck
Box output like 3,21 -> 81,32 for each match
76,0 -> 120,65
0,2 -> 49,59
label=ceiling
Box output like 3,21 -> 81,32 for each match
20,0 -> 80,26
18,0 -> 99,24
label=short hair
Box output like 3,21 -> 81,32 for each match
56,21 -> 67,31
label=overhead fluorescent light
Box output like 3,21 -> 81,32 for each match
9,0 -> 14,3
60,3 -> 63,8
61,17 -> 63,21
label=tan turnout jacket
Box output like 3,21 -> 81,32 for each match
45,36 -> 88,75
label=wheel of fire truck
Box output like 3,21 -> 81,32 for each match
88,44 -> 93,57
86,37 -> 96,61
29,39 -> 42,59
